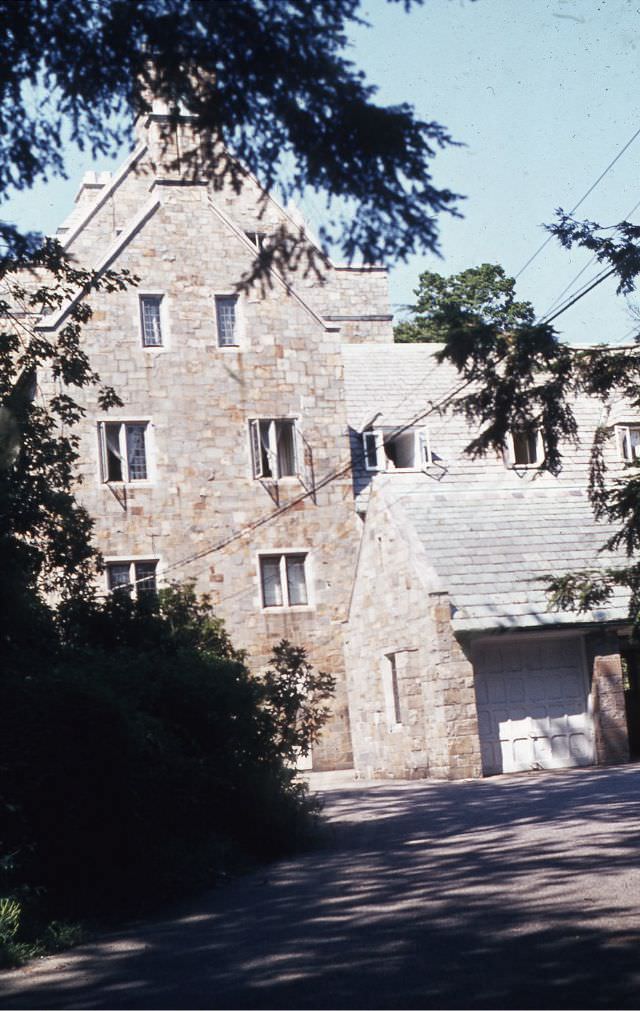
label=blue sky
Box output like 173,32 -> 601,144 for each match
4,0 -> 639,344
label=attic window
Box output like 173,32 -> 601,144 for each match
245,231 -> 267,248
506,429 -> 544,468
617,425 -> 640,462
363,427 -> 431,472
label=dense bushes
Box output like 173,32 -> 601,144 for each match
0,585 -> 328,962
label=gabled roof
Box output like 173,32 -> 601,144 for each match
380,475 -> 630,633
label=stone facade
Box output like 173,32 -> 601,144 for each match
44,112 -> 394,771
42,111 -> 634,779
344,489 -> 483,780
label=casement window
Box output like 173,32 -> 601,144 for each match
106,560 -> 158,598
139,295 -> 164,347
259,552 -> 309,608
616,425 -> 640,462
98,421 -> 149,482
363,427 -> 431,472
215,295 -> 238,347
506,429 -> 544,468
249,419 -> 299,479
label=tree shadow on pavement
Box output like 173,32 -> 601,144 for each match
2,764 -> 640,1010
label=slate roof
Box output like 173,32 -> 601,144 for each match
342,343 -> 634,633
383,476 -> 630,632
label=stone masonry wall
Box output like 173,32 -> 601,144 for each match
586,631 -> 630,765
344,487 -> 483,779
50,124 -> 379,771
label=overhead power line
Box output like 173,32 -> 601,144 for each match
540,196 -> 640,321
543,267 -> 616,325
515,123 -> 640,280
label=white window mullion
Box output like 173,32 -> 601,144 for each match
280,554 -> 288,606
119,424 -> 129,482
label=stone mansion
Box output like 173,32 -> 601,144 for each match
40,107 -> 636,779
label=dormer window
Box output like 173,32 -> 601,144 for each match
363,427 -> 431,472
506,429 -> 544,468
617,425 -> 640,462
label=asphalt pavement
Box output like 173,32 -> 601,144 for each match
2,765 -> 640,1009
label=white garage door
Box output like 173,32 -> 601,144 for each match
473,637 -> 595,776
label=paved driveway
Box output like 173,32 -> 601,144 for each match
3,765 -> 640,1010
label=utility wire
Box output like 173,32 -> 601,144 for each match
543,267 -> 616,325
539,264 -> 613,324
515,124 -> 640,280
111,370 -> 478,594
540,196 -> 640,320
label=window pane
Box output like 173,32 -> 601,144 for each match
276,420 -> 296,476
259,420 -> 273,477
141,296 -> 163,347
104,423 -> 123,481
216,296 -> 237,346
125,424 -> 148,480
363,431 -> 378,469
629,428 -> 640,460
261,556 -> 283,607
107,563 -> 131,593
384,431 -> 415,469
512,430 -> 538,466
286,554 -> 308,606
134,561 -> 157,596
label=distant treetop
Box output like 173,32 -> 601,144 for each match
394,263 -> 536,343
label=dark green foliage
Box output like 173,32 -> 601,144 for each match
0,0 -> 459,271
425,226 -> 640,623
394,264 -> 535,343
262,640 -> 337,760
1,588 -> 324,932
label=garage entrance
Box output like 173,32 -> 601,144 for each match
473,636 -> 595,776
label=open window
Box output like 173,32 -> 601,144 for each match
363,427 -> 431,472
250,419 -> 300,479
506,428 -> 544,468
259,552 -> 309,608
616,425 -> 640,462
98,421 -> 150,482
106,559 -> 158,598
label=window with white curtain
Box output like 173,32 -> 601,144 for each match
139,295 -> 164,347
363,427 -> 431,472
215,295 -> 238,346
616,425 -> 640,462
249,419 -> 299,479
259,553 -> 309,608
98,421 -> 149,482
106,560 -> 158,598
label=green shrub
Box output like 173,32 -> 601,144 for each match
0,585 -> 329,927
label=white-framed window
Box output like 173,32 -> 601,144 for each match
616,425 -> 640,462
506,429 -> 544,468
215,294 -> 239,347
249,418 -> 300,479
98,421 -> 150,482
363,427 -> 431,472
106,559 -> 158,598
139,295 -> 164,347
259,552 -> 309,609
